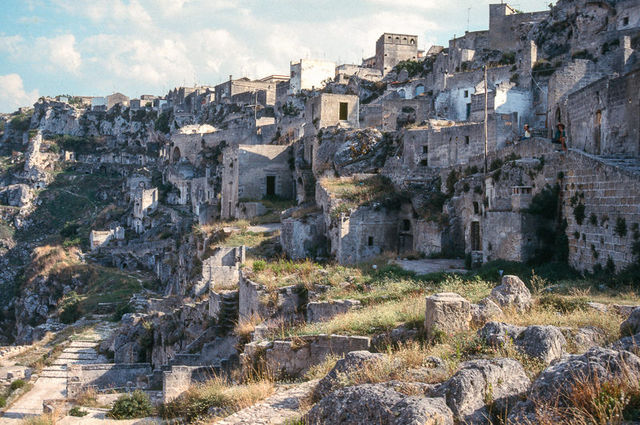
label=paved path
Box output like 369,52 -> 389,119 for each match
0,324 -> 114,423
214,380 -> 317,425
393,258 -> 466,275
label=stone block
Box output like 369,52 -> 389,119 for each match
425,293 -> 471,339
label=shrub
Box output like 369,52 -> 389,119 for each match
59,291 -> 83,324
614,217 -> 627,237
69,406 -> 89,417
252,260 -> 266,273
574,203 -> 586,226
108,390 -> 153,419
10,379 -> 26,391
0,395 -> 6,408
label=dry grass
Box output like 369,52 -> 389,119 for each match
19,414 -> 56,425
162,377 -> 274,423
287,294 -> 424,337
24,245 -> 81,286
304,355 -> 341,381
319,175 -> 395,210
528,372 -> 640,425
74,386 -> 99,408
234,315 -> 263,343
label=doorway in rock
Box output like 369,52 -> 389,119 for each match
266,175 -> 276,197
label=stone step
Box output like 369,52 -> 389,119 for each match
40,371 -> 68,378
43,365 -> 67,371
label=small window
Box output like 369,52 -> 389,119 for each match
473,202 -> 480,214
465,136 -> 470,145
410,39 -> 416,45
422,145 -> 428,154
368,236 -> 374,246
339,102 -> 348,120
419,158 -> 429,166
623,16 -> 629,26
402,219 -> 411,231
464,90 -> 469,98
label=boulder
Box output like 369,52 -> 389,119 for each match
313,351 -> 384,401
611,304 -> 638,319
478,322 -> 566,364
561,326 -> 607,352
509,347 -> 640,423
610,332 -> 640,355
620,307 -> 640,336
432,358 -> 530,424
471,298 -> 504,326
306,383 -> 454,425
490,275 -> 532,311
425,293 -> 471,339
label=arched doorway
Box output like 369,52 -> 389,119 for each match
172,146 -> 181,163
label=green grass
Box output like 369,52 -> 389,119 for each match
320,175 -> 396,213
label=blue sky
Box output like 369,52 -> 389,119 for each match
0,0 -> 552,113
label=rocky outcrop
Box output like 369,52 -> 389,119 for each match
489,275 -> 532,311
313,351 -> 384,401
471,298 -> 504,326
509,347 -> 640,423
0,184 -> 33,208
432,358 -> 530,424
620,307 -> 640,336
307,384 -> 454,425
478,322 -> 567,364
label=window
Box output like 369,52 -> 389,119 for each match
473,202 -> 480,215
422,145 -> 428,154
464,90 -> 469,98
410,39 -> 416,45
402,219 -> 411,231
465,136 -> 470,145
339,102 -> 348,120
419,158 -> 429,166
368,236 -> 374,246
623,16 -> 629,26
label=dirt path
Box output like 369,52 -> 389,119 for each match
214,380 -> 317,425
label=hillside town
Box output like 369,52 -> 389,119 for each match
0,0 -> 639,423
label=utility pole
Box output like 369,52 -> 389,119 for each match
483,65 -> 488,177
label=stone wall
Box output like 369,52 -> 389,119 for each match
306,300 -> 361,323
238,271 -> 306,322
280,213 -> 325,260
162,365 -> 215,403
488,3 -> 549,51
560,151 -> 640,272
242,334 -> 370,378
237,145 -> 294,201
375,33 -> 418,75
568,69 -> 640,157
67,363 -> 152,399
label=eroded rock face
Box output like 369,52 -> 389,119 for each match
313,350 -> 384,401
425,293 -> 471,339
490,275 -> 532,311
307,383 -> 454,425
478,322 -> 566,364
432,358 -> 530,424
620,307 -> 640,336
509,347 -> 640,423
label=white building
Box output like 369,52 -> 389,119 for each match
289,59 -> 336,94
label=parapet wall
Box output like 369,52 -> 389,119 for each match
67,363 -> 152,399
242,334 -> 370,378
162,365 -> 215,403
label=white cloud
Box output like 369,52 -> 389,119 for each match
35,34 -> 82,74
53,0 -> 152,27
0,74 -> 39,113
365,0 -> 441,10
0,35 -> 26,58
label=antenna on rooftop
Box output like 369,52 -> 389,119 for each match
467,7 -> 471,32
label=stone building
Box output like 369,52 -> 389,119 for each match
567,68 -> 640,157
289,59 -> 336,94
90,226 -> 125,250
488,3 -> 549,52
106,93 -> 130,110
214,76 -> 285,106
305,93 -> 359,130
220,145 -> 295,219
374,33 -> 419,75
